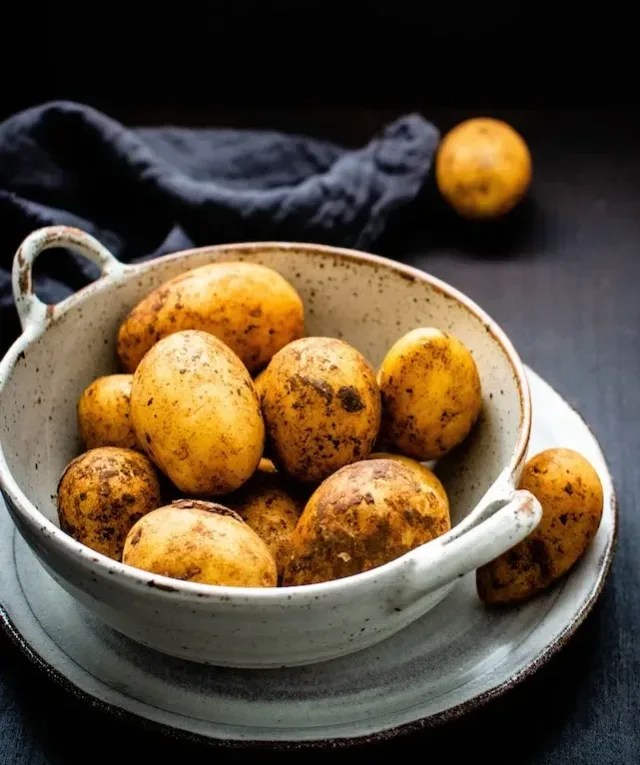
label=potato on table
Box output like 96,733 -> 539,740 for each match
130,330 -> 265,496
476,448 -> 604,606
377,327 -> 482,461
122,499 -> 277,587
57,446 -> 161,560
260,337 -> 381,483
283,457 -> 451,586
116,261 -> 304,374
77,374 -> 140,451
435,117 -> 532,219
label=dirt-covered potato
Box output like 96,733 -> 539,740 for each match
226,459 -> 303,579
368,451 -> 449,508
116,261 -> 304,374
122,499 -> 277,587
476,448 -> 604,606
130,330 -> 264,495
57,446 -> 161,560
77,374 -> 140,451
378,327 -> 482,461
261,337 -> 381,483
282,458 -> 451,586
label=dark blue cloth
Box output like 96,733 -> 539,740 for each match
0,101 -> 439,352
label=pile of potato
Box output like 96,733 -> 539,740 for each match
57,259 -> 603,603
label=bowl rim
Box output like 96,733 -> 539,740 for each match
0,240 -> 532,603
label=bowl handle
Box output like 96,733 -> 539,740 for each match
398,489 -> 542,607
12,226 -> 128,334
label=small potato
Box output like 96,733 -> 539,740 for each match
253,372 -> 273,458
253,367 -> 269,403
378,327 -> 482,461
116,261 -> 304,374
226,459 -> 303,579
435,117 -> 532,220
476,448 -> 604,606
261,337 -> 381,483
122,499 -> 277,587
57,446 -> 161,560
257,457 -> 278,474
368,451 -> 449,509
130,330 -> 265,496
283,458 -> 451,586
77,374 -> 140,451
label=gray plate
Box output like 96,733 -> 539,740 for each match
0,367 -> 617,749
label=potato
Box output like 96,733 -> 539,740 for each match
368,451 -> 449,508
130,330 -> 264,496
261,337 -> 382,483
377,327 -> 482,461
226,459 -> 303,579
77,374 -> 140,451
116,261 -> 304,374
476,448 -> 604,606
251,371 -> 274,459
253,367 -> 268,403
282,457 -> 451,586
435,117 -> 532,219
257,457 -> 278,474
57,446 -> 161,560
122,499 -> 277,587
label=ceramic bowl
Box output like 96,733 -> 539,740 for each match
0,226 -> 541,668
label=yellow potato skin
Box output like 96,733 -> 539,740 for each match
253,371 -> 273,459
130,330 -> 265,496
122,500 -> 277,587
77,374 -> 141,451
116,261 -> 304,374
282,458 -> 451,586
253,368 -> 268,403
257,457 -> 278,474
368,451 -> 449,509
377,328 -> 482,460
57,446 -> 161,561
261,337 -> 382,483
226,459 -> 303,579
436,117 -> 532,219
476,448 -> 604,606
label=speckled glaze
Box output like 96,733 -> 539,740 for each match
0,369 -> 617,746
0,226 -> 541,668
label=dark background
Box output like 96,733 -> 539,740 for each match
1,11 -> 639,765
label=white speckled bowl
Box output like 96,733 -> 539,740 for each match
0,226 -> 541,668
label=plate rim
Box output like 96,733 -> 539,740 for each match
0,368 -> 619,751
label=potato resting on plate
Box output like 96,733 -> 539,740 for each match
476,447 -> 604,606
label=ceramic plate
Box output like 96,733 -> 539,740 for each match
0,367 -> 617,749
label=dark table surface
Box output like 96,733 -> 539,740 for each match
1,107 -> 638,764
